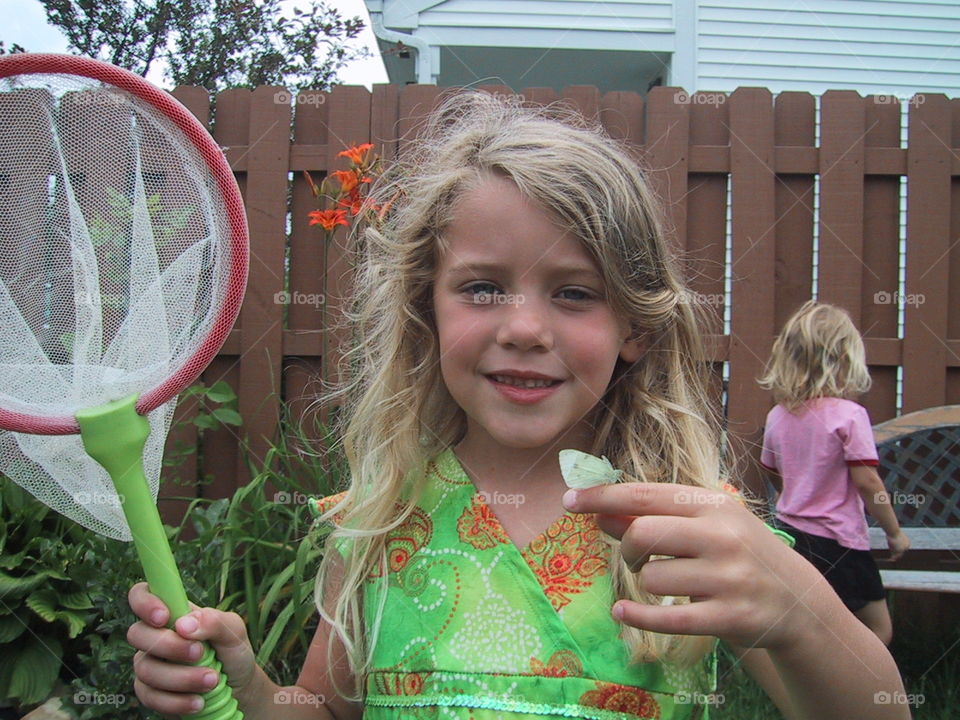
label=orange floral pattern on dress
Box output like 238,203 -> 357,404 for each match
372,671 -> 432,696
313,490 -> 347,523
521,512 -> 608,610
314,493 -> 432,577
579,681 -> 661,718
529,649 -> 584,678
457,495 -> 510,550
374,505 -> 433,577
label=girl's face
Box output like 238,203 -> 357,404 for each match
432,174 -> 643,455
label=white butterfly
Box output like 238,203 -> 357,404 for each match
558,449 -> 622,489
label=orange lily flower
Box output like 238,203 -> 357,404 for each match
338,143 -> 374,166
308,208 -> 349,231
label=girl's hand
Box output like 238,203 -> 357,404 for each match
886,530 -> 910,561
126,582 -> 258,716
562,483 -> 838,651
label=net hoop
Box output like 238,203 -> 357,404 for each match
0,54 -> 248,435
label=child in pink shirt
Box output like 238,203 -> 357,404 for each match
759,301 -> 910,645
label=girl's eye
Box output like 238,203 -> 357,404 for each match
463,282 -> 500,301
558,287 -> 594,302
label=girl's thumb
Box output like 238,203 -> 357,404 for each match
174,609 -> 256,687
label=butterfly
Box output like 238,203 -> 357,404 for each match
558,449 -> 622,489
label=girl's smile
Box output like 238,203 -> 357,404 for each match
432,173 -> 643,456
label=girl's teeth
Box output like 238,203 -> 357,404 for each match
492,375 -> 556,388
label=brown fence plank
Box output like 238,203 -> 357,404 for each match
234,87 -> 290,476
861,96 -> 903,422
686,94 -> 729,418
728,87 -> 777,493
903,95 -> 952,412
371,83 -> 401,163
773,92 -> 815,329
645,87 -> 690,256
599,90 -> 644,146
948,98 -> 960,404
561,85 -> 601,122
817,91 -> 866,319
398,84 -> 443,148
321,86 -> 371,414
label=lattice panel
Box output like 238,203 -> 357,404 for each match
877,427 -> 960,527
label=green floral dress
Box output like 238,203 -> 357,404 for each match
314,448 -> 717,719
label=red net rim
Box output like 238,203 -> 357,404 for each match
0,54 -> 248,435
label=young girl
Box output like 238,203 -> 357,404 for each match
759,301 -> 910,646
127,93 -> 909,719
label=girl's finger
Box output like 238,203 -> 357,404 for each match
127,622 -> 204,664
619,515 -> 709,569
133,651 -> 220,695
637,557 -> 723,599
128,582 -> 169,627
564,483 -> 729,519
133,677 -> 205,718
613,598 -> 720,637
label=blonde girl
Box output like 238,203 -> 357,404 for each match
127,93 -> 909,719
759,300 -> 910,645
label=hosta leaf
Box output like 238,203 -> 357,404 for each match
8,634 -> 61,705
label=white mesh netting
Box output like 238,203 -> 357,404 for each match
0,72 -> 235,540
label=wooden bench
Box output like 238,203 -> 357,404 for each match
868,405 -> 960,594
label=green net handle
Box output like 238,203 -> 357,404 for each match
76,395 -> 244,720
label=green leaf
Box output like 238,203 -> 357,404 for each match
8,634 -> 62,705
60,590 -> 95,610
205,380 -> 237,403
0,612 -> 27,643
0,569 -> 51,597
26,588 -> 59,622
192,413 -> 218,430
212,407 -> 243,426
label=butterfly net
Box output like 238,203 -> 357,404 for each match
0,71 -> 239,540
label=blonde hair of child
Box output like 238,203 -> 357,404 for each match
758,300 -> 872,411
313,91 -> 724,700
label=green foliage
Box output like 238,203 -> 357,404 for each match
0,479 -> 95,708
0,41 -> 26,55
63,422 -> 339,719
38,0 -> 369,92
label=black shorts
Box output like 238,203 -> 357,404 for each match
775,521 -> 885,612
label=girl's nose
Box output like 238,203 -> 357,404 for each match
495,296 -> 554,351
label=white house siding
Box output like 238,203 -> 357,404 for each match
696,0 -> 960,98
415,0 -> 674,35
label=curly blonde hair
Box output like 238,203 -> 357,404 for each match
758,300 -> 871,411
313,91 -> 724,700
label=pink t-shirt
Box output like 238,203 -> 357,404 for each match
760,397 -> 879,550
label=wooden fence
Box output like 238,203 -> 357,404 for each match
160,83 -> 960,515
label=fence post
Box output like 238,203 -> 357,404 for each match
727,87 -> 777,494
903,94 -> 951,412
